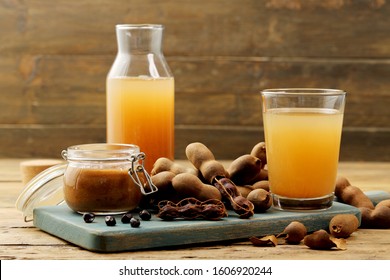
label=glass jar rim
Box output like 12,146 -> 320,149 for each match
261,88 -> 346,96
116,24 -> 164,30
62,143 -> 140,161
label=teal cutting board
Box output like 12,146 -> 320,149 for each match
33,191 -> 389,252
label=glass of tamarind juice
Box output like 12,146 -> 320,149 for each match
261,88 -> 346,211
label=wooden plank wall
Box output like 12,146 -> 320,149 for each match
1,0 -> 389,161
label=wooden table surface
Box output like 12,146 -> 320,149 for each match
1,159 -> 390,260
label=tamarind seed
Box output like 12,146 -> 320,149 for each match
130,217 -> 141,228
105,216 -> 116,226
139,209 -> 152,221
82,212 -> 95,223
121,212 -> 133,224
232,196 -> 255,218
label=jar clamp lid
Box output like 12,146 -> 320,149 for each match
16,143 -> 158,222
128,152 -> 158,195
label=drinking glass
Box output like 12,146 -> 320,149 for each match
261,88 -> 346,211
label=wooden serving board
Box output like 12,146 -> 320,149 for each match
33,191 -> 389,253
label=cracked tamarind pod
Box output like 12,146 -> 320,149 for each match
277,221 -> 307,244
156,198 -> 227,221
185,142 -> 254,219
329,214 -> 359,238
304,229 -> 346,250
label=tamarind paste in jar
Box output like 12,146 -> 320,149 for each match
62,143 -> 143,214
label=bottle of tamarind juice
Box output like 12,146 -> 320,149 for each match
106,24 -> 174,172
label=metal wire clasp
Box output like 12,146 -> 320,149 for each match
128,152 -> 158,195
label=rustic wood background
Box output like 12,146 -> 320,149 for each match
1,0 -> 389,161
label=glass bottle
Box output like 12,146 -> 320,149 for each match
106,24 -> 174,172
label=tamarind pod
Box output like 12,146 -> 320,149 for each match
200,160 -> 228,183
377,199 -> 390,208
244,170 -> 268,184
303,230 -> 346,250
156,198 -> 227,220
176,197 -> 202,208
151,157 -> 198,176
335,185 -> 375,210
334,176 -> 374,209
151,171 -> 176,191
334,176 -> 351,192
335,175 -> 390,228
236,186 -> 253,198
360,201 -> 390,229
156,203 -> 181,220
258,169 -> 268,181
334,176 -> 390,228
232,196 -> 255,218
185,142 -> 215,169
250,142 -> 267,166
277,221 -> 307,244
185,142 -> 253,218
329,214 -> 359,238
304,230 -> 336,250
202,203 -> 228,220
214,177 -> 254,219
185,142 -> 228,182
227,154 -> 262,186
178,203 -> 203,219
215,177 -> 241,198
246,189 -> 272,213
171,173 -> 222,201
147,171 -> 179,203
251,180 -> 270,192
236,181 -> 270,198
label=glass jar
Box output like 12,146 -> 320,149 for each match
106,24 -> 175,172
61,143 -> 157,214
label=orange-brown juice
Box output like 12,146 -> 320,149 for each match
106,77 -> 174,172
263,108 -> 343,198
